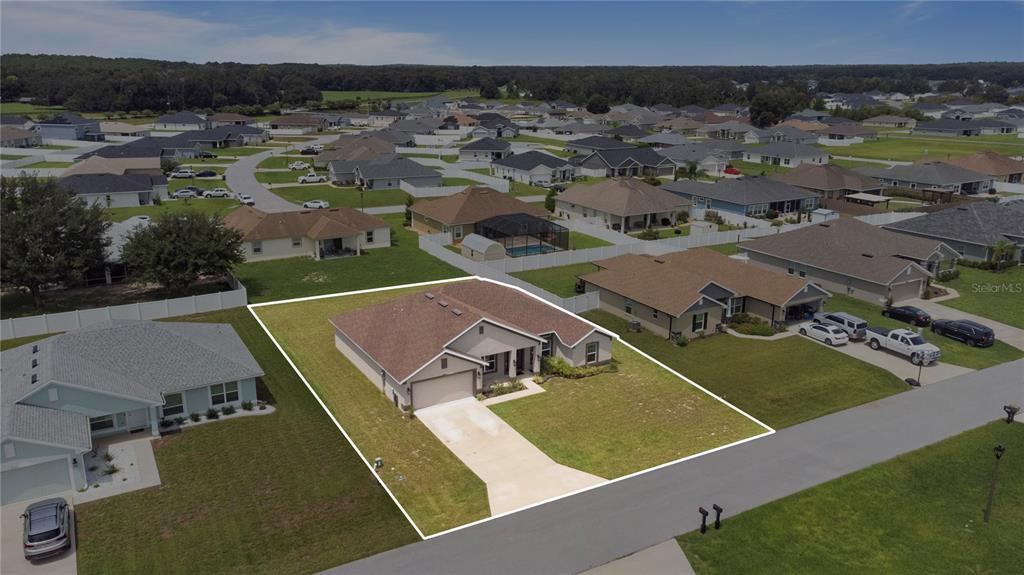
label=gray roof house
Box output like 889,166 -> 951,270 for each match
490,151 -> 574,186
34,113 -> 104,142
742,142 -> 827,168
459,137 -> 512,161
355,156 -> 442,190
565,136 -> 636,155
883,200 -> 1024,262
639,132 -> 692,148
574,147 -> 675,178
154,111 -> 211,131
0,321 -> 263,505
58,173 -> 168,208
663,177 -> 819,217
656,143 -> 730,176
855,162 -> 995,196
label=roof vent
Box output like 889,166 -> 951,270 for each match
424,292 -> 435,300
861,253 -> 874,258
438,300 -> 449,308
452,308 -> 464,316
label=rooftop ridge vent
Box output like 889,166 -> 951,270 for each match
452,308 -> 464,316
438,300 -> 449,307
424,292 -> 435,299
861,253 -> 874,258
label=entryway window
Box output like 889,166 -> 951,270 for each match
211,382 -> 239,405
624,299 -> 634,315
585,342 -> 599,364
729,297 -> 744,316
90,415 -> 115,432
692,312 -> 708,332
483,354 -> 497,373
366,230 -> 375,243
162,393 -> 184,417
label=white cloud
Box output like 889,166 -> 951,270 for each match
0,1 -> 471,65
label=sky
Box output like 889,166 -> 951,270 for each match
2,1 -> 1022,66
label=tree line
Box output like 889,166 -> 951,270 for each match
3,54 -> 1023,115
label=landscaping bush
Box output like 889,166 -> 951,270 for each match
104,464 -> 120,476
675,337 -> 688,347
241,400 -> 254,411
765,209 -> 779,220
732,322 -> 776,337
205,408 -> 220,420
221,404 -> 237,415
771,219 -> 784,227
174,416 -> 186,425
189,412 -> 201,422
703,210 -> 725,225
480,379 -> 526,399
159,419 -> 173,428
937,268 -> 960,282
677,212 -> 689,224
541,356 -> 617,379
637,228 -> 660,240
729,312 -> 756,325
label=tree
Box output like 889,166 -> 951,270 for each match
0,176 -> 110,307
404,195 -> 415,225
122,211 -> 243,291
586,94 -> 610,114
544,188 -> 557,212
479,80 -> 500,99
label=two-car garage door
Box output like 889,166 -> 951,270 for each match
413,371 -> 475,409
1,459 -> 72,505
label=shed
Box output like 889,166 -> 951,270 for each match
842,192 -> 891,207
460,234 -> 506,261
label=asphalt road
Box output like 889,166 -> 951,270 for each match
325,359 -> 1024,575
224,135 -> 338,212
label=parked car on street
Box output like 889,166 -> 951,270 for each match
203,188 -> 231,198
195,170 -> 217,178
812,311 -> 867,340
882,305 -> 931,326
798,322 -> 849,346
22,498 -> 73,561
288,161 -> 311,171
168,168 -> 196,179
171,188 -> 199,199
931,319 -> 995,347
237,194 -> 255,206
866,327 -> 941,365
298,172 -> 327,184
303,199 -> 330,209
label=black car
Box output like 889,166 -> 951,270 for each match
299,147 -> 318,155
882,305 -> 931,326
932,319 -> 995,347
196,151 -> 218,159
195,170 -> 217,178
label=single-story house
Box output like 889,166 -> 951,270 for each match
639,132 -> 692,148
913,119 -> 1015,137
603,124 -> 649,142
555,178 -> 690,231
863,115 -> 917,129
580,248 -> 830,338
459,137 -> 512,161
154,111 -> 210,131
814,124 -> 878,143
697,121 -> 758,141
573,147 -> 676,178
653,117 -> 703,135
663,177 -> 818,217
410,185 -> 548,242
180,125 -> 269,148
490,151 -> 574,186
99,215 -> 150,284
771,163 -> 883,199
316,134 -> 395,168
268,114 -> 326,133
936,151 -> 1024,184
223,206 -> 391,261
883,201 -> 1024,263
552,122 -> 606,136
0,126 -> 41,147
742,142 -> 827,167
657,144 -> 730,176
740,218 -> 958,304
330,279 -> 614,410
354,156 -> 441,190
208,112 -> 257,127
0,321 -> 263,505
704,138 -> 748,160
744,126 -> 818,145
369,110 -> 405,127
58,173 -> 168,208
99,122 -> 152,137
564,135 -> 636,155
34,113 -> 104,141
856,162 -> 994,195
62,155 -> 163,177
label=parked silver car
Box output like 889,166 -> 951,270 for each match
22,498 -> 73,560
812,311 -> 868,340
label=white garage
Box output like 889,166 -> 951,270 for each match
1,458 -> 72,505
413,372 -> 475,409
890,280 -> 923,303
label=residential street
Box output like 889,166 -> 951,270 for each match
325,359 -> 1024,575
224,135 -> 338,212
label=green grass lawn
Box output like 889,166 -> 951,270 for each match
569,231 -> 613,249
629,226 -> 692,239
510,263 -> 599,298
272,185 -> 409,209
708,242 -> 741,256
729,160 -> 790,177
821,134 -> 1024,162
0,153 -> 30,160
252,287 -> 490,534
543,147 -> 575,158
491,343 -> 767,478
22,160 -> 74,168
255,170 -> 326,185
0,333 -> 56,351
678,421 -> 1023,575
1,103 -> 66,115
823,294 -> 1023,370
508,134 -> 570,147
581,309 -> 906,429
466,167 -> 492,176
507,181 -> 551,197
256,155 -> 308,169
441,177 -> 481,187
75,307 -> 418,575
830,158 -> 883,170
215,146 -> 274,157
937,266 -> 1024,330
107,198 -> 238,222
0,279 -> 229,320
233,214 -> 465,302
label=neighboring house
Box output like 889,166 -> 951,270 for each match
62,155 -> 163,177
710,103 -> 747,117
268,114 -> 326,133
744,126 -> 818,145
704,138 -> 748,160
0,126 -> 41,147
740,218 -> 958,304
154,111 -> 210,131
410,185 -> 548,242
697,121 -> 757,140
181,125 -> 269,148
34,113 -> 104,141
552,122 -> 606,136
458,137 -> 512,161
913,118 -> 1015,137
58,173 -> 168,208
742,142 -> 828,167
440,113 -> 479,129
316,134 -> 395,168
657,143 -> 730,176
856,162 -> 994,195
368,110 -> 405,127
208,112 -> 257,127
883,201 -> 1024,263
603,124 -> 649,142
490,151 -> 574,186
638,132 -> 692,148
390,118 -> 443,135
555,178 -> 690,231
470,113 -> 520,138
789,109 -> 831,122
814,124 -> 878,143
771,164 -> 883,199
573,147 -> 676,178
863,115 -> 917,129
564,135 -> 636,155
935,150 -> 1024,184
664,177 -> 819,217
912,102 -> 949,119
99,122 -> 152,137
330,279 -> 614,410
0,321 -> 263,505
223,205 -> 391,261
777,118 -> 829,133
653,116 -> 703,135
580,248 -> 830,338
354,156 -> 441,190
0,115 -> 33,129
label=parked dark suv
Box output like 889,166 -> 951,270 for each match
22,498 -> 73,560
931,319 -> 995,347
882,305 -> 931,326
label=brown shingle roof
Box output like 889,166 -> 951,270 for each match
319,134 -> 395,163
272,114 -> 324,127
0,126 -> 36,141
223,206 -> 386,241
556,178 -> 690,217
771,164 -> 882,192
410,186 -> 547,225
925,151 -> 1024,177
329,280 -> 601,382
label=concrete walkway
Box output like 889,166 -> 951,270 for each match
326,359 -> 1024,575
904,296 -> 1024,352
416,398 -> 605,515
582,540 -> 694,575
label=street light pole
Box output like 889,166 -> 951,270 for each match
983,444 -> 1006,523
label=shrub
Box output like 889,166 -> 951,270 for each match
675,337 -> 688,347
703,210 -> 725,225
771,219 -> 784,227
159,419 -> 173,428
937,268 -> 960,281
541,356 -> 615,379
205,408 -> 220,420
484,379 -> 527,398
729,312 -> 755,325
765,209 -> 779,220
103,451 -> 114,462
637,228 -> 660,240
104,464 -> 121,476
174,416 -> 186,425
241,400 -> 254,411
732,322 -> 775,336
221,404 -> 237,416
189,412 -> 201,422
677,212 -> 689,224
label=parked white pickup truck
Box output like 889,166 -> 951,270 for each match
866,327 -> 941,365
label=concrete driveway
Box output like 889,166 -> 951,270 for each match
799,334 -> 973,385
1,494 -> 77,575
416,398 -> 604,515
904,297 -> 1024,352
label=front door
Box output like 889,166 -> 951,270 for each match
125,408 -> 149,432
515,348 -> 525,375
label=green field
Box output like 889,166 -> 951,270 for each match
215,146 -> 275,157
107,198 -> 238,222
272,185 -> 408,209
937,266 -> 1024,329
441,177 -> 482,187
257,155 -> 309,169
510,263 -> 599,297
821,134 -> 1024,162
0,102 -> 66,115
466,167 -> 492,176
322,89 -> 479,102
678,421 -> 1023,575
569,231 -> 613,249
255,170 -> 326,185
729,160 -> 791,177
21,160 -> 73,169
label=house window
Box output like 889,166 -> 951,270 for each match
162,392 -> 184,417
799,270 -> 806,278
211,381 -> 239,405
787,267 -> 795,275
483,354 -> 497,373
291,237 -> 302,247
90,415 -> 115,432
541,334 -> 554,357
729,297 -> 744,316
252,241 -> 262,254
453,226 -> 463,240
692,312 -> 708,332
478,324 -> 485,335
783,158 -> 790,165
366,230 -> 374,244
585,342 -> 599,364
624,298 -> 634,315
441,358 -> 448,369
652,309 -> 659,319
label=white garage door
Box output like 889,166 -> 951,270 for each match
1,459 -> 72,505
890,280 -> 922,303
414,371 -> 474,409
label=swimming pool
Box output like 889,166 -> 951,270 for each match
506,244 -> 557,257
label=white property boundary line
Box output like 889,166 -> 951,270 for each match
248,276 -> 776,541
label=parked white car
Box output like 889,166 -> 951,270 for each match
297,172 -> 327,184
288,161 -> 311,171
812,311 -> 868,340
798,322 -> 849,346
203,188 -> 231,198
303,200 -> 330,209
237,194 -> 255,206
311,144 -> 324,152
168,168 -> 196,179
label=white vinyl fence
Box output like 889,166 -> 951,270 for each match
400,181 -> 471,198
1,278 -> 248,341
994,181 -> 1024,194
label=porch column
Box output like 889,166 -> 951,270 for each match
150,406 -> 160,437
356,236 -> 361,256
507,351 -> 515,378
